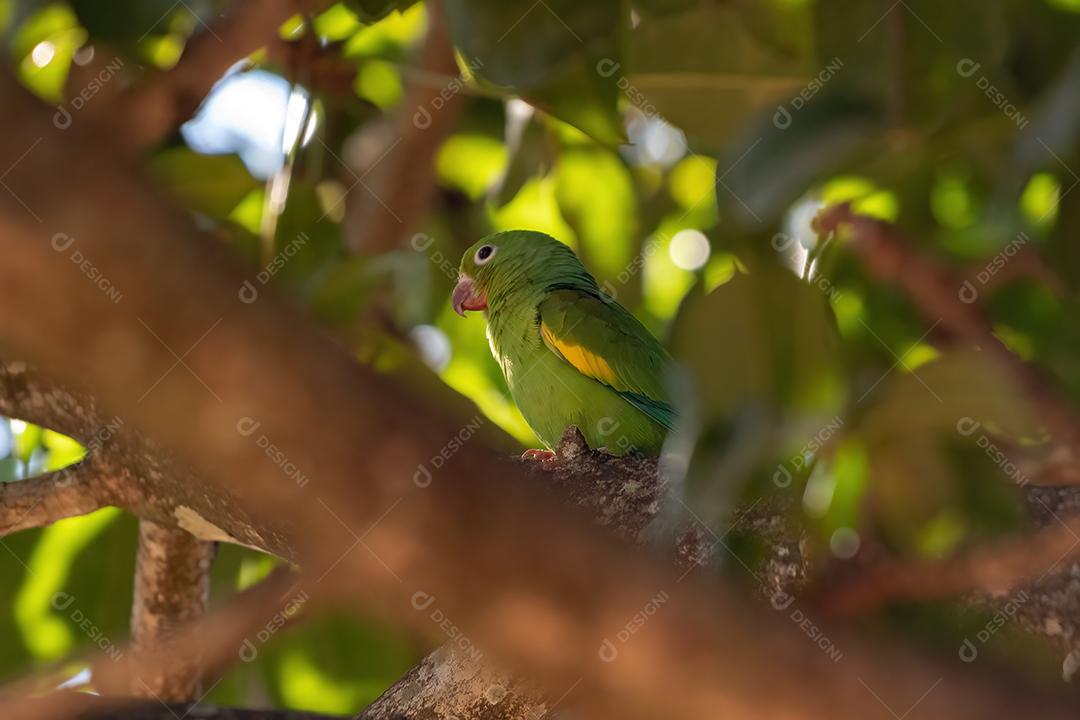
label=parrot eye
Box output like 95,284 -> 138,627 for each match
474,245 -> 496,264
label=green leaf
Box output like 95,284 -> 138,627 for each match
313,3 -> 362,41
554,147 -> 637,281
626,0 -> 817,153
443,0 -> 625,145
12,4 -> 85,103
854,350 -> 1037,554
670,255 -> 843,421
436,132 -> 508,200
715,91 -> 882,227
147,150 -> 260,220
71,0 -> 191,46
13,509 -> 134,663
668,254 -> 844,525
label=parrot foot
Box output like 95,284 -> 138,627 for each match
521,448 -> 557,467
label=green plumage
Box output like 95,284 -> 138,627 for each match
455,230 -> 675,455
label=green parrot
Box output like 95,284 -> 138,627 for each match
452,229 -> 675,458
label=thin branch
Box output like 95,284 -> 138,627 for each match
107,0 -> 327,149
130,520 -> 215,701
815,203 -> 1080,482
344,0 -> 464,254
0,456 -> 115,536
818,503 -> 1080,616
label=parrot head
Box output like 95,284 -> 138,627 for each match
452,230 -> 594,317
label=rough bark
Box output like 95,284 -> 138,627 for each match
0,360 -> 295,557
0,458 -> 114,534
130,521 -> 215,701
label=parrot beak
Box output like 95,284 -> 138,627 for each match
452,274 -> 487,317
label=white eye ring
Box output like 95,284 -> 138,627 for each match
474,244 -> 497,264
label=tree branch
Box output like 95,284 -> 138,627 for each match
815,203 -> 1080,484
0,456 -> 115,535
130,521 -> 215,701
819,492 -> 1080,616
0,359 -> 294,557
344,0 -> 464,254
107,0 -> 327,150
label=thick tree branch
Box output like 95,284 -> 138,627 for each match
130,521 -> 215,701
0,359 -> 294,556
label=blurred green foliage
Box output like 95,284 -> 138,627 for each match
2,0 -> 1080,709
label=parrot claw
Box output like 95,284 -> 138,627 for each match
521,448 -> 557,467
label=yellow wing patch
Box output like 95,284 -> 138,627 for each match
541,321 -> 618,385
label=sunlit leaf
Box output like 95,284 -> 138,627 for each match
554,148 -> 637,281
314,3 -> 362,41
13,509 -> 127,661
353,59 -> 403,108
436,133 -> 508,200
488,176 -> 575,243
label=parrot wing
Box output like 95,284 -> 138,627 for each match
538,288 -> 677,430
